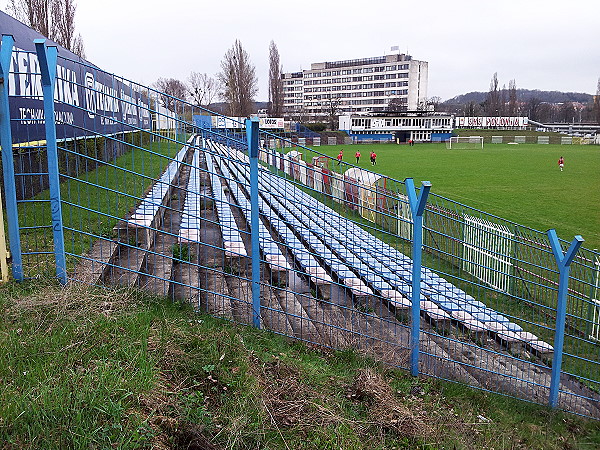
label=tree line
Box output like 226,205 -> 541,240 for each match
440,73 -> 600,124
153,40 -> 284,117
7,0 -> 85,57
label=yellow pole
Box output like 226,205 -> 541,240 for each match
0,185 -> 10,282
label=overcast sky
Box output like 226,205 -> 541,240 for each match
3,0 -> 600,101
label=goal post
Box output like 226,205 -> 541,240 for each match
446,136 -> 484,149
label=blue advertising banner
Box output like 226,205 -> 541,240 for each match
1,11 -> 151,144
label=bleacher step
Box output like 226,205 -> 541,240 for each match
73,239 -> 119,285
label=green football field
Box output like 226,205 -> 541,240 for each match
308,142 -> 600,250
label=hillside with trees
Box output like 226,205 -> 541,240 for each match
443,89 -> 593,106
439,78 -> 598,124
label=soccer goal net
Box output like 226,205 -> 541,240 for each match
446,136 -> 484,149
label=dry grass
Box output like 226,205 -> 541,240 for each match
137,374 -> 219,450
6,280 -> 141,319
349,368 -> 432,439
257,356 -> 341,430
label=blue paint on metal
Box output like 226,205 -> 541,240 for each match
35,39 -> 67,284
0,34 -> 23,281
405,178 -> 432,376
547,229 -> 583,408
193,115 -> 212,129
246,117 -> 261,328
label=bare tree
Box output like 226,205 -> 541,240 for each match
9,0 -> 85,57
71,32 -> 84,58
386,97 -> 407,112
485,72 -> 500,116
10,0 -> 51,37
218,40 -> 258,117
187,72 -> 218,108
51,0 -> 73,49
508,79 -> 518,116
462,101 -> 484,117
526,97 -> 542,121
428,96 -> 441,111
268,40 -> 283,117
499,84 -> 507,115
153,77 -> 187,112
323,95 -> 342,130
560,102 -> 576,123
537,102 -> 555,123
416,96 -> 441,111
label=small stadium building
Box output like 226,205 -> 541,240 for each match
339,112 -> 454,143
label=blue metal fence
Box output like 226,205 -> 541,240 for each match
1,39 -> 599,419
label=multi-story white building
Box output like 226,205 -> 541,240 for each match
282,49 -> 428,121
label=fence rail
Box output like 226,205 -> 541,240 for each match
1,39 -> 599,419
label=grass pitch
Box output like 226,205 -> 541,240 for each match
311,142 -> 600,250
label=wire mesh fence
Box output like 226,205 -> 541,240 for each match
1,41 -> 599,418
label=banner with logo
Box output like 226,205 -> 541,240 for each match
455,116 -> 529,128
2,11 -> 152,144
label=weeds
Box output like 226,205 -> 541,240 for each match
1,280 -> 599,449
172,243 -> 193,262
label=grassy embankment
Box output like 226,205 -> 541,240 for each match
1,280 -> 599,449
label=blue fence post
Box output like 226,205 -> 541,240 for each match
246,117 -> 261,328
547,229 -> 583,408
405,178 -> 431,376
35,39 -> 67,285
0,34 -> 23,281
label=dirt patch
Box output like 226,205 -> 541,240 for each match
258,358 -> 334,428
138,375 -> 220,450
348,368 -> 433,439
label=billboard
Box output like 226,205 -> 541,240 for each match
209,116 -> 285,129
455,116 -> 529,128
212,116 -> 245,129
1,11 -> 152,144
259,117 -> 284,129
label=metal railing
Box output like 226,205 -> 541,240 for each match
1,38 -> 599,418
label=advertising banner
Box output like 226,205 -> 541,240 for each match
455,116 -> 529,128
259,117 -> 284,129
1,11 -> 151,144
212,116 -> 245,129
209,116 -> 284,130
